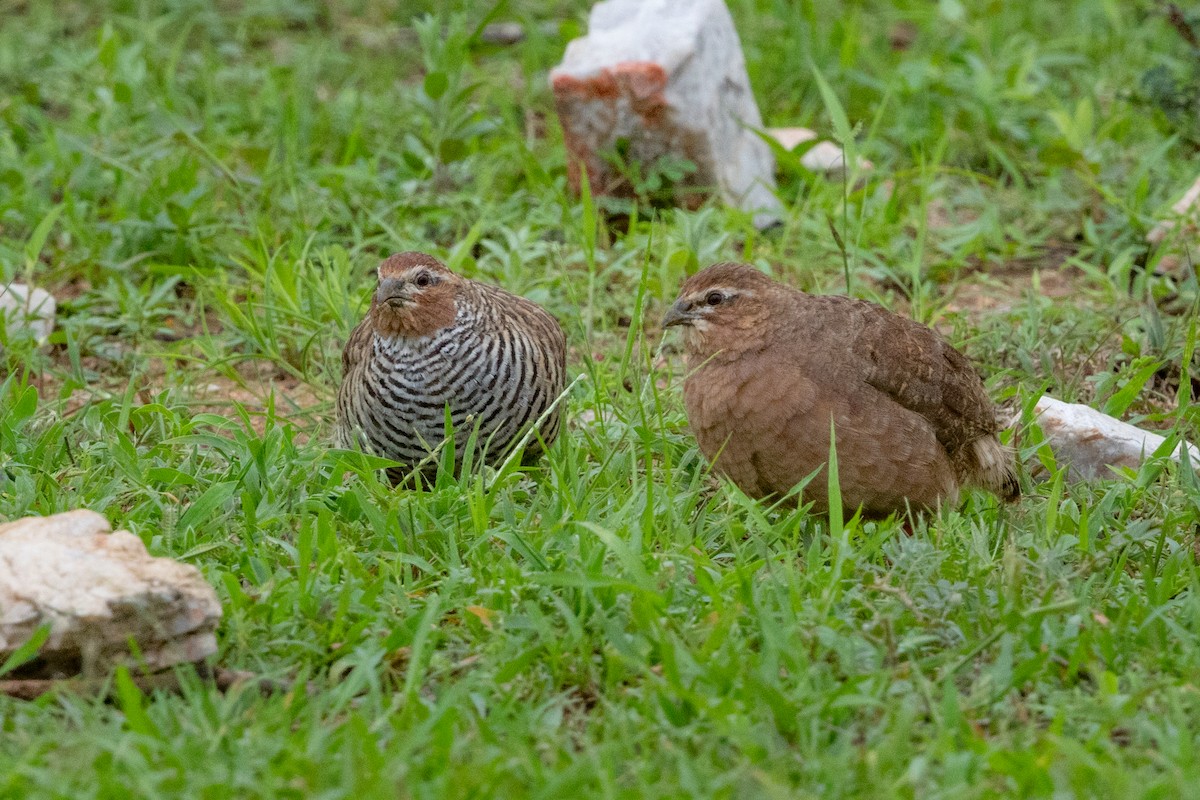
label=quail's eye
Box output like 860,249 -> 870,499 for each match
705,291 -> 724,306
414,272 -> 432,288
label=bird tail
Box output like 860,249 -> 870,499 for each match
971,436 -> 1020,502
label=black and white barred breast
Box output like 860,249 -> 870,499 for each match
336,283 -> 566,479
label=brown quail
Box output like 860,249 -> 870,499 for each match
336,252 -> 566,482
663,262 -> 1018,518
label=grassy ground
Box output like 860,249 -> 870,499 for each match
3,0 -> 1200,796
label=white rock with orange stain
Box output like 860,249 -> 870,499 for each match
0,510 -> 222,677
1031,396 -> 1200,480
0,283 -> 56,344
550,0 -> 781,227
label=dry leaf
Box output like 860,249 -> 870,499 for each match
466,605 -> 496,630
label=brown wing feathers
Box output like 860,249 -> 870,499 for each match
666,262 -> 1018,516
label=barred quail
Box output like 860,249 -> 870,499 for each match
336,252 -> 566,482
663,262 -> 1019,518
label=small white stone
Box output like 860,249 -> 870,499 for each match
550,0 -> 781,227
0,510 -> 222,676
766,128 -> 874,175
0,283 -> 56,344
1148,173 -> 1200,245
798,141 -> 874,175
767,126 -> 817,151
1030,395 -> 1200,480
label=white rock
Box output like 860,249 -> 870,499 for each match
0,510 -> 222,677
767,127 -> 874,175
1031,395 -> 1200,480
800,141 -> 874,175
767,126 -> 818,151
0,283 -> 56,344
1148,173 -> 1200,245
550,0 -> 781,227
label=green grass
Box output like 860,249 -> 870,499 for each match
3,0 -> 1200,796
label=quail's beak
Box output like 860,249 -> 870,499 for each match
662,300 -> 695,329
376,278 -> 412,308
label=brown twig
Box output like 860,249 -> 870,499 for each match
0,666 -> 292,701
1166,3 -> 1199,48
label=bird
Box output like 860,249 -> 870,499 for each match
336,252 -> 566,483
662,262 -> 1019,518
